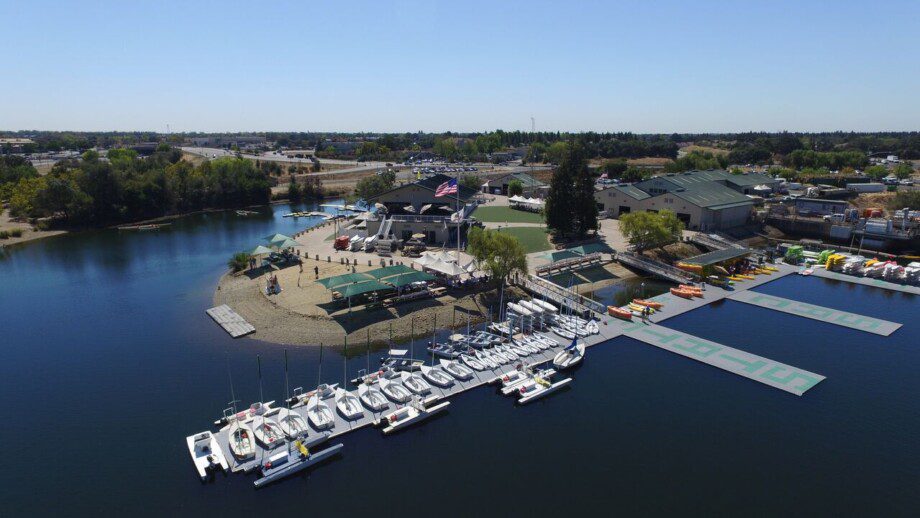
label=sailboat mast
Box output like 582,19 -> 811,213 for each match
226,357 -> 238,414
343,335 -> 348,387
317,343 -> 323,390
431,314 -> 437,366
257,355 -> 264,465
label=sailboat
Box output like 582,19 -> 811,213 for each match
335,387 -> 364,420
306,394 -> 335,430
420,365 -> 454,388
254,418 -> 286,449
439,359 -> 474,380
400,371 -> 432,395
358,383 -> 389,411
552,338 -> 585,370
275,408 -> 308,440
228,421 -> 256,460
379,378 -> 412,403
460,353 -> 486,371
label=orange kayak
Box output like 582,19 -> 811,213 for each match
632,299 -> 663,309
608,306 -> 633,320
670,288 -> 695,299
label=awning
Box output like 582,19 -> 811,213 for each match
264,233 -> 294,244
337,280 -> 394,298
384,270 -> 436,287
366,264 -> 415,279
426,259 -> 467,277
249,245 -> 274,255
272,238 -> 299,249
316,272 -> 374,289
683,248 -> 751,266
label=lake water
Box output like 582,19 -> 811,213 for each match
1,204 -> 918,516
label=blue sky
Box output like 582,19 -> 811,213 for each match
1,0 -> 917,133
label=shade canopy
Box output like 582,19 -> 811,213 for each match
366,264 -> 415,279
264,233 -> 294,244
413,254 -> 438,267
272,238 -> 299,249
337,280 -> 394,298
315,272 -> 373,289
384,270 -> 436,287
249,245 -> 274,255
426,258 -> 467,277
419,204 -> 432,214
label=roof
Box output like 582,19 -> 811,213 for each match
368,174 -> 478,202
683,248 -> 751,266
365,264 -> 415,279
612,184 -> 651,200
316,272 -> 373,289
490,172 -> 546,187
337,280 -> 394,298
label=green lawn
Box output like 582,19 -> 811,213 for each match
495,226 -> 552,254
472,205 -> 544,224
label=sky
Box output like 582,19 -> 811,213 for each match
1,0 -> 918,133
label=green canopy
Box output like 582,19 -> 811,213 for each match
545,250 -> 580,262
272,238 -> 300,249
384,270 -> 436,288
316,272 -> 373,289
249,245 -> 274,255
567,243 -> 612,255
264,233 -> 294,244
337,280 -> 393,298
366,264 -> 415,279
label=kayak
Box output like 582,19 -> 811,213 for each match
670,288 -> 695,299
607,306 -> 633,320
632,299 -> 663,309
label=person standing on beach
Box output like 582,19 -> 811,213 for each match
314,265 -> 319,279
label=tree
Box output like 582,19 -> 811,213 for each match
664,150 -> 727,173
729,166 -> 744,175
467,227 -> 527,285
507,179 -> 523,197
893,162 -> 914,180
355,172 -> 394,200
228,252 -> 251,272
864,165 -> 888,180
599,159 -> 627,178
619,210 -> 684,251
621,166 -> 650,183
545,142 -> 597,238
460,175 -> 481,192
287,178 -> 302,202
773,167 -> 797,180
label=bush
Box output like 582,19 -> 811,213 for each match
507,179 -> 523,196
228,252 -> 252,272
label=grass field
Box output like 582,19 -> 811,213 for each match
472,206 -> 544,224
495,226 -> 552,254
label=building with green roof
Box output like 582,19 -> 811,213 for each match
481,172 -> 547,197
595,169 -> 778,231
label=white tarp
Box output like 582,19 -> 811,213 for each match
426,258 -> 467,277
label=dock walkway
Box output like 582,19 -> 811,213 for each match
206,305 -> 255,338
728,290 -> 901,336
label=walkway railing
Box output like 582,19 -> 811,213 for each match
519,274 -> 607,316
534,252 -> 604,276
616,252 -> 694,284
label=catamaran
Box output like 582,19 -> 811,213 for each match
334,388 -> 364,420
499,367 -> 557,395
253,434 -> 342,489
439,359 -> 474,380
420,365 -> 454,388
306,394 -> 335,430
380,396 -> 450,435
552,339 -> 585,370
186,431 -> 229,480
358,383 -> 389,411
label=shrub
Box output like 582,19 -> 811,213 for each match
228,252 -> 252,272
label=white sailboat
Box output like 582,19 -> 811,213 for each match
400,371 -> 432,395
379,378 -> 412,403
440,359 -> 474,380
552,339 -> 585,370
358,383 -> 389,411
228,420 -> 256,460
275,408 -> 308,440
254,418 -> 286,449
335,388 -> 364,420
306,394 -> 335,430
420,365 -> 454,388
459,354 -> 486,372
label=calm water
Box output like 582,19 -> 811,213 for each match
1,205 -> 918,516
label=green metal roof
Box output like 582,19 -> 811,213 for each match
611,184 -> 651,200
495,172 -> 546,187
672,187 -> 751,209
316,272 -> 373,289
383,270 -> 436,287
337,280 -> 394,298
365,264 -> 415,279
683,248 -> 751,266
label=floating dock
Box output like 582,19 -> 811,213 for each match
807,268 -> 920,296
206,304 -> 255,338
728,291 -> 902,336
619,322 -> 825,396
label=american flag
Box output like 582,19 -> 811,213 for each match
434,178 -> 458,197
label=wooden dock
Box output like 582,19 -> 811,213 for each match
206,304 -> 255,338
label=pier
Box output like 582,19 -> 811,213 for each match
728,290 -> 902,336
615,251 -> 695,284
807,267 -> 920,296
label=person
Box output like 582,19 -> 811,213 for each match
299,262 -> 303,273
314,265 -> 319,279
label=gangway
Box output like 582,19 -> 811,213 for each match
616,252 -> 694,284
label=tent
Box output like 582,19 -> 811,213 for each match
426,258 -> 467,277
384,270 -> 436,288
413,254 -> 438,267
264,233 -> 294,244
316,272 -> 373,289
430,250 -> 459,263
337,280 -> 393,298
272,238 -> 299,249
462,261 -> 478,273
249,245 -> 274,256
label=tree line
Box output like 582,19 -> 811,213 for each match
1,147 -> 271,226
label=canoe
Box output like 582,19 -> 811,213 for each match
607,306 -> 633,320
670,288 -> 695,299
632,299 -> 663,309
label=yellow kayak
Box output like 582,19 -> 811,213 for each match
628,303 -> 653,313
729,275 -> 744,282
762,266 -> 779,272
737,274 -> 755,280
